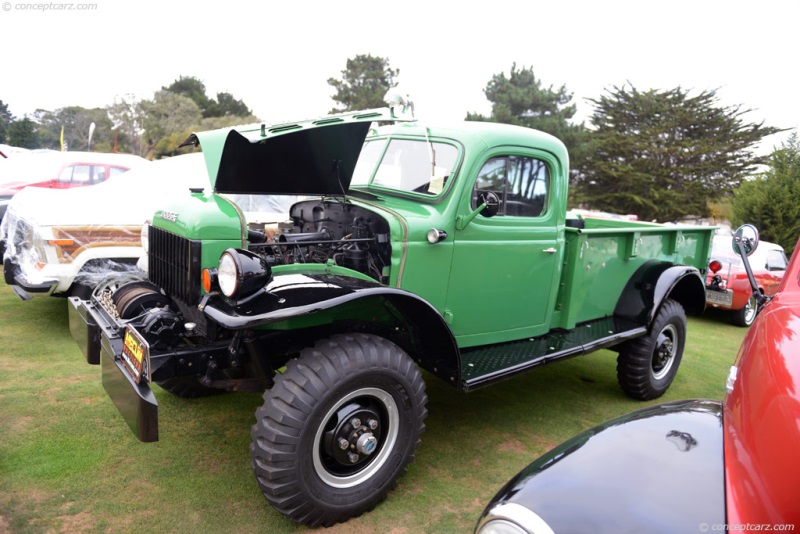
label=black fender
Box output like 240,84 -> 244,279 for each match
615,261 -> 706,328
477,400 -> 725,533
202,272 -> 462,384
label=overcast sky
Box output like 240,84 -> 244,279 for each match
1,0 -> 797,154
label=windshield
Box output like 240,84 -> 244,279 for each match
350,138 -> 459,197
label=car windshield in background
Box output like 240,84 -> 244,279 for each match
224,194 -> 300,220
350,138 -> 459,198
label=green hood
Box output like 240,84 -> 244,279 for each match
183,108 -> 407,196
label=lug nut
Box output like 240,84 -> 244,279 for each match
351,418 -> 362,429
348,452 -> 360,464
367,419 -> 378,430
338,438 -> 349,450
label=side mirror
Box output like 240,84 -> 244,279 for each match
456,191 -> 501,230
732,224 -> 759,256
732,224 -> 769,312
478,191 -> 500,218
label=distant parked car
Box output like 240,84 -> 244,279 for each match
0,150 -> 148,233
475,226 -> 800,534
705,234 -> 788,326
2,153 -> 298,300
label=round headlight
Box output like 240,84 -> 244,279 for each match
476,519 -> 528,534
217,248 -> 272,299
141,222 -> 150,253
476,503 -> 555,534
218,251 -> 238,297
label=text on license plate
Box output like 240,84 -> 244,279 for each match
121,326 -> 150,384
706,289 -> 733,308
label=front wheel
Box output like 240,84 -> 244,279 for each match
250,333 -> 427,527
617,298 -> 686,400
731,294 -> 758,327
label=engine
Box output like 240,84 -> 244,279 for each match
250,200 -> 391,284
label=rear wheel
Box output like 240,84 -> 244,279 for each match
250,333 -> 427,527
731,294 -> 757,327
617,298 -> 686,400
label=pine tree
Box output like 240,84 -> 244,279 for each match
328,55 -> 399,113
732,133 -> 800,256
577,85 -> 782,222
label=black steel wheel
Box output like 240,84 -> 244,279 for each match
731,294 -> 758,327
616,298 -> 686,400
250,333 -> 427,527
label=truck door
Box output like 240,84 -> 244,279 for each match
445,150 -> 562,347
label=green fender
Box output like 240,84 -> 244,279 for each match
614,260 -> 706,328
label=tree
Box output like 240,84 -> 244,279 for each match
163,76 -> 252,119
732,133 -> 800,256
0,100 -> 14,143
155,112 -> 260,157
577,85 -> 782,222
163,76 -> 215,117
328,54 -> 399,113
34,106 -> 118,152
7,117 -> 39,149
213,92 -> 252,117
466,64 -> 588,190
107,94 -> 147,156
140,90 -> 203,157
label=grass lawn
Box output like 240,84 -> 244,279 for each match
0,280 -> 747,533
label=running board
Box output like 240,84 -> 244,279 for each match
460,317 -> 647,391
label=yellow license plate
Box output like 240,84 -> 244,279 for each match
121,326 -> 150,384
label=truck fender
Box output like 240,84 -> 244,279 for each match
614,261 -> 706,327
202,273 -> 462,384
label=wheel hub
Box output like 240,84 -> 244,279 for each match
324,402 -> 383,469
651,324 -> 678,380
654,335 -> 673,370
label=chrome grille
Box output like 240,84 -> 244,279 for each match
148,225 -> 201,305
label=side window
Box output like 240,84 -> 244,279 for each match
108,166 -> 128,178
57,166 -> 74,183
473,155 -> 550,217
91,165 -> 108,184
71,165 -> 93,184
58,165 -> 94,184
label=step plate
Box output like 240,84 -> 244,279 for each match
460,317 -> 645,389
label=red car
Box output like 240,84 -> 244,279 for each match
0,150 -> 147,192
476,225 -> 800,533
706,234 -> 788,326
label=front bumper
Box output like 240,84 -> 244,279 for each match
68,296 -> 159,442
3,258 -> 58,300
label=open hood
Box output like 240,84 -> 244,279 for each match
185,108 -> 410,196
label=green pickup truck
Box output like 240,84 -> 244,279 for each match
69,107 -> 715,527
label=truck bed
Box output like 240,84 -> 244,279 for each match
553,218 -> 715,330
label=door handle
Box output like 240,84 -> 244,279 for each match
543,248 -> 557,254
